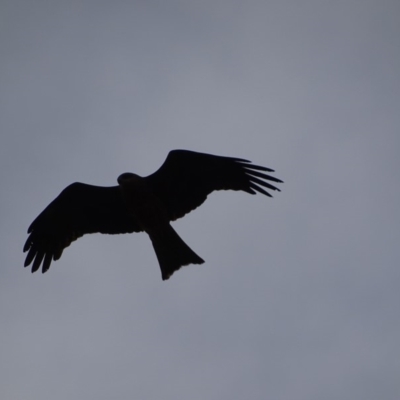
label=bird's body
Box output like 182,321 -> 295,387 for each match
118,172 -> 168,232
24,150 -> 282,280
117,172 -> 204,279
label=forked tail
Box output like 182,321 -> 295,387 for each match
149,224 -> 204,280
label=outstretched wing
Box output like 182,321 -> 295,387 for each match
145,150 -> 283,221
24,183 -> 141,273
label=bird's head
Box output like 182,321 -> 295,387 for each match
117,172 -> 142,186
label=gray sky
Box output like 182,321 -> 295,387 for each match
1,1 -> 399,399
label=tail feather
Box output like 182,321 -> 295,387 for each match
149,224 -> 204,280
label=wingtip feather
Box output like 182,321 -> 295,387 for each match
23,239 -> 31,253
24,247 -> 36,267
250,184 -> 273,197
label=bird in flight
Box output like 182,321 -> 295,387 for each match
24,150 -> 282,280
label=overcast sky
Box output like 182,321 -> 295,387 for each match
1,1 -> 399,399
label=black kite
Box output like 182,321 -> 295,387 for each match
24,150 -> 282,280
